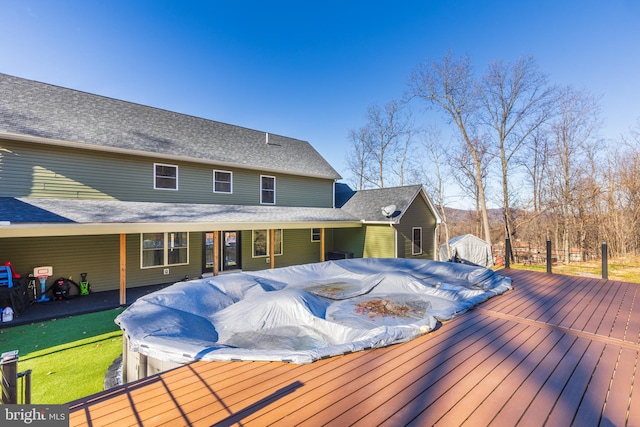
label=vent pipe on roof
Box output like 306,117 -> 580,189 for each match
266,132 -> 269,144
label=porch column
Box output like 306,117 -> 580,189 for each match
212,231 -> 220,276
269,229 -> 275,269
320,228 -> 325,262
119,234 -> 126,305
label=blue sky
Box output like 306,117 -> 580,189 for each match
1,0 -> 639,199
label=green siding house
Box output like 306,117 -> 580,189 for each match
0,74 -> 440,303
334,184 -> 440,260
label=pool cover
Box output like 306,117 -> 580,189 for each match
116,258 -> 512,364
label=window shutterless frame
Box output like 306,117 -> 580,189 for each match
412,227 -> 423,255
141,232 -> 189,268
213,170 -> 233,193
260,175 -> 276,204
252,229 -> 283,257
154,163 -> 178,190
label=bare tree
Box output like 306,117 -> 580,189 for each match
346,126 -> 372,190
479,56 -> 555,249
409,53 -> 493,244
418,127 -> 452,259
346,100 -> 412,188
521,128 -> 551,214
449,136 -> 492,238
547,86 -> 601,263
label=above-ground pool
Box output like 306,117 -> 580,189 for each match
116,258 -> 512,381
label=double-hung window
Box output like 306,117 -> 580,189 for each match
154,163 -> 178,190
252,229 -> 283,257
213,170 -> 233,193
141,232 -> 189,268
412,227 -> 423,255
260,175 -> 276,204
311,228 -> 321,242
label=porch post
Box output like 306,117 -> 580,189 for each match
269,229 -> 275,269
212,231 -> 219,276
320,228 -> 325,262
119,234 -> 127,305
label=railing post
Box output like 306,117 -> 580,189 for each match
17,369 -> 32,404
546,239 -> 552,274
1,350 -> 19,404
602,242 -> 608,280
505,238 -> 511,269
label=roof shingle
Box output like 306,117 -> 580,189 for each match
0,73 -> 341,179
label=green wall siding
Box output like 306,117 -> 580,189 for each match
396,197 -> 438,259
0,235 -> 121,292
332,228 -> 365,258
240,228 -> 327,271
363,225 -> 396,258
0,233 -> 204,292
0,140 -> 334,207
332,225 -> 396,259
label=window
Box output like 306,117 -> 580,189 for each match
412,227 -> 423,255
213,170 -> 233,193
141,232 -> 189,268
252,229 -> 283,257
154,163 -> 178,190
260,175 -> 276,204
311,228 -> 321,242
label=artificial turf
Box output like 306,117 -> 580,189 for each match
0,308 -> 125,404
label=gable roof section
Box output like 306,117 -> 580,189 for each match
0,73 -> 341,179
338,184 -> 442,224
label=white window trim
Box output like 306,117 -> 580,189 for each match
153,163 -> 179,190
412,227 -> 423,255
140,232 -> 189,268
311,228 -> 321,242
213,169 -> 233,194
252,229 -> 283,258
260,175 -> 276,205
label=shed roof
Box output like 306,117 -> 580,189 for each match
0,73 -> 341,179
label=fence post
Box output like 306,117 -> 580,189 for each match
1,350 -> 19,404
505,238 -> 511,268
602,242 -> 608,280
546,239 -> 552,274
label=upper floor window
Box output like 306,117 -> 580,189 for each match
154,163 -> 178,190
141,232 -> 189,268
213,170 -> 233,193
412,227 -> 423,255
261,175 -> 276,204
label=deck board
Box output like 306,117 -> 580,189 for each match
68,269 -> 640,427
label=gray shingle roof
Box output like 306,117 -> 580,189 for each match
338,184 -> 425,222
0,73 -> 341,179
0,197 -> 358,225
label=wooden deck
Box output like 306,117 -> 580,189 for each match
68,269 -> 640,426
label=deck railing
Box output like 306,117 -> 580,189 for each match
1,350 -> 31,404
505,238 -> 610,280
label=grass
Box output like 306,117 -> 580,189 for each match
506,255 -> 640,283
0,308 -> 124,404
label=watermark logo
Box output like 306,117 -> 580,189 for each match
2,405 -> 68,426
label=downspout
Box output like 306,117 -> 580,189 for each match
393,224 -> 398,258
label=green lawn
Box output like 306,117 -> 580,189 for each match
0,308 -> 124,404
505,256 -> 640,283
